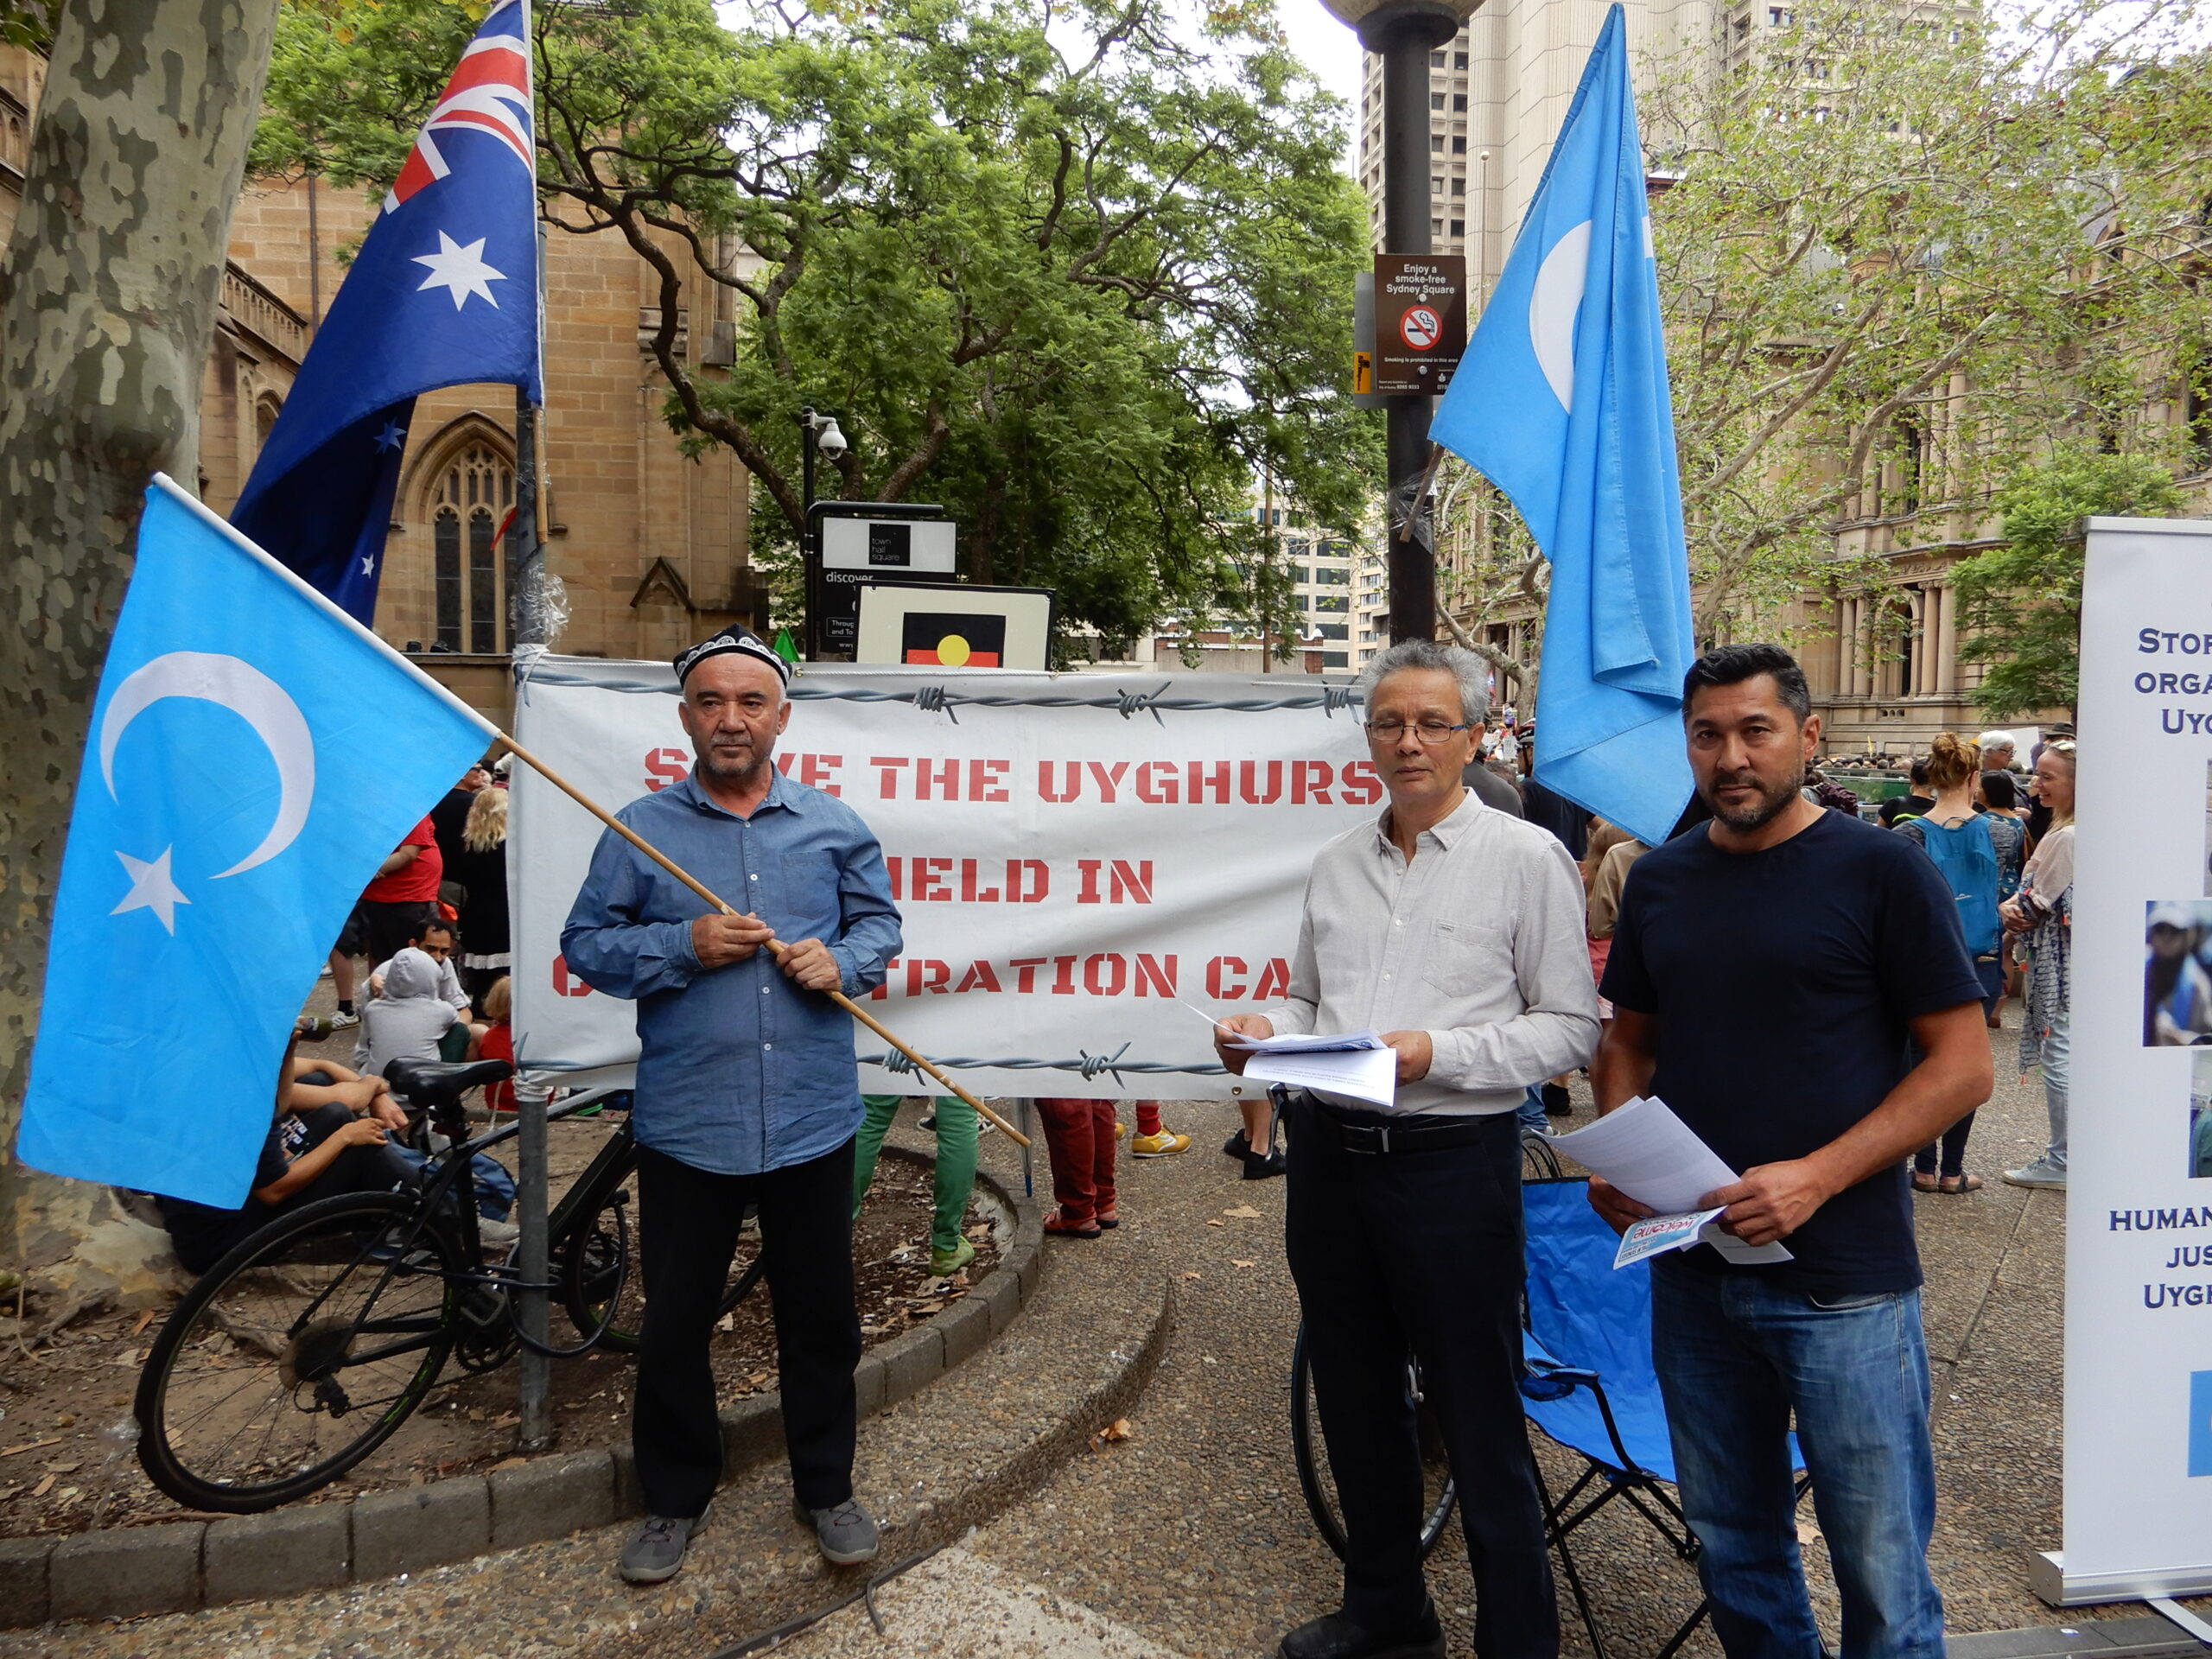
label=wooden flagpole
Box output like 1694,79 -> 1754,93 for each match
493,734 -> 1030,1147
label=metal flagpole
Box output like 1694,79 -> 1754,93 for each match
508,0 -> 554,1454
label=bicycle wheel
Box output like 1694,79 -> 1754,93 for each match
1289,1319 -> 1457,1562
136,1192 -> 461,1513
559,1143 -> 765,1353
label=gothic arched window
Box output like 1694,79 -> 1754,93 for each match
429,442 -> 514,652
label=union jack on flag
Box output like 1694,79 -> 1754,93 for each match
233,0 -> 542,626
388,11 -> 533,211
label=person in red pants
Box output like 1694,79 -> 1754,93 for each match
1034,1096 -> 1119,1238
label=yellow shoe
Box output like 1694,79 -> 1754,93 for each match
1130,1129 -> 1192,1159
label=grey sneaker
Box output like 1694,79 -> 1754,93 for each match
477,1218 -> 520,1249
619,1505 -> 708,1584
2003,1157 -> 2068,1189
794,1496 -> 880,1565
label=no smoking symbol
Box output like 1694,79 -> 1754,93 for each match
1399,305 -> 1442,350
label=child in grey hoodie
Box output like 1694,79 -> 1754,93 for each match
357,946 -> 457,1079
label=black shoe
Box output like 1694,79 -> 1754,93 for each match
1224,1128 -> 1251,1158
1279,1603 -> 1446,1659
1241,1141 -> 1287,1180
1542,1082 -> 1573,1116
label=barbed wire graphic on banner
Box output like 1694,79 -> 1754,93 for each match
861,1043 -> 1228,1086
512,653 -> 1369,728
789,680 -> 1363,727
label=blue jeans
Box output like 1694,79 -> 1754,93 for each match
2038,1014 -> 2069,1168
1518,1084 -> 1548,1133
1650,1264 -> 1943,1659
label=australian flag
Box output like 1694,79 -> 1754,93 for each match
232,0 -> 541,625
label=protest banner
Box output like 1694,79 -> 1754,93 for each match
508,656 -> 1383,1100
2037,513 -> 2212,1605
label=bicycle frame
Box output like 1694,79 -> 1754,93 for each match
283,1085 -> 639,1380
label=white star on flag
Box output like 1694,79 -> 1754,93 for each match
375,421 -> 408,452
412,232 -> 505,310
112,848 -> 188,933
360,556 -> 377,576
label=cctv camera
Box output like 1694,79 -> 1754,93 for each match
817,418 -> 849,460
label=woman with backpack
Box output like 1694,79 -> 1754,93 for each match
1894,733 -> 2024,1193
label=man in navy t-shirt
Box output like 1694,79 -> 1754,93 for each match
1592,644 -> 1990,1659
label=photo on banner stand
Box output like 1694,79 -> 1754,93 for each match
2171,762 -> 2212,1174
2142,899 -> 2212,1050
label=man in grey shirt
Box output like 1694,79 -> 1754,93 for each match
1217,640 -> 1599,1659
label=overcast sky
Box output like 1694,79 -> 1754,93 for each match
1273,0 -> 1366,170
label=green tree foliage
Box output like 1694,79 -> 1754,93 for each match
253,0 -> 1378,659
1952,448 -> 2183,721
1637,0 -> 2212,639
1439,0 -> 2212,652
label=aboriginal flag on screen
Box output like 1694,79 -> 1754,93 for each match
904,613 -> 1004,667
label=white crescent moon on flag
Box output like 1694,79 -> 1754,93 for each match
1529,219 -> 1593,413
99,652 -> 316,879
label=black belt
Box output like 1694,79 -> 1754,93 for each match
1298,1096 -> 1508,1155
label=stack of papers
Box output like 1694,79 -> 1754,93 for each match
1543,1095 -> 1793,1268
1183,1004 -> 1396,1108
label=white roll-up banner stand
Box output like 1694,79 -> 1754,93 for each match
506,657 -> 1386,1102
2036,513 -> 2212,1605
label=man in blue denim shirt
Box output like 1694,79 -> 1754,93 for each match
563,625 -> 899,1586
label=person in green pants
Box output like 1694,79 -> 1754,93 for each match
854,1094 -> 979,1276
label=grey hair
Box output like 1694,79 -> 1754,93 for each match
1356,640 -> 1491,726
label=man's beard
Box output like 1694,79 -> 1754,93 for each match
1703,764 -> 1804,831
698,741 -> 766,784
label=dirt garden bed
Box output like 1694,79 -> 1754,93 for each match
0,1127 -> 1001,1541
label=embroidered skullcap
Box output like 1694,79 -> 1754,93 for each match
673,624 -> 791,687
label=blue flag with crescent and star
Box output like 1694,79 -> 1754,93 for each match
17,478 -> 497,1207
1430,3 -> 1694,849
231,0 -> 541,623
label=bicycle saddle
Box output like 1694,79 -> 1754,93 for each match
383,1058 -> 514,1105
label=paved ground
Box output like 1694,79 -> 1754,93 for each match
18,1059 -> 2178,1657
792,1065 -> 2105,1659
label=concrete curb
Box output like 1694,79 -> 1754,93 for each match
1944,1616 -> 2208,1659
1,1147 -> 1042,1630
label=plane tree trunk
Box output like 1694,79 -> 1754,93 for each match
0,0 -> 281,1298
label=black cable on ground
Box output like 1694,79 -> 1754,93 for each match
699,1540 -> 955,1657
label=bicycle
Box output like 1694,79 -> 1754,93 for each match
1287,1124 -> 1563,1560
135,1058 -> 763,1513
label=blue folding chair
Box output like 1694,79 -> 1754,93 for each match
1518,1177 -> 1809,1659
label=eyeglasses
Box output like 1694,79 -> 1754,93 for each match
1365,718 -> 1472,745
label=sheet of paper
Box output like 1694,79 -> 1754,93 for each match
1178,1002 -> 1396,1107
1178,1001 -> 1389,1054
1233,1031 -> 1389,1055
1240,1045 -> 1398,1109
1545,1096 -> 1792,1264
1613,1207 -> 1727,1269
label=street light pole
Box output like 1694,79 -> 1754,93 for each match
1320,0 -> 1477,645
797,405 -> 848,660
